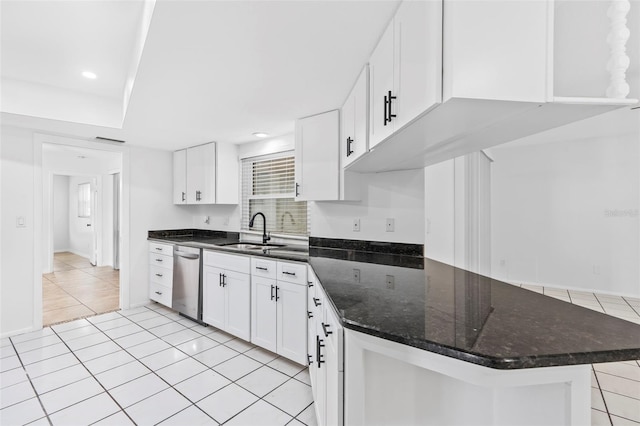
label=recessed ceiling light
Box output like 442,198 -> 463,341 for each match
82,71 -> 97,79
253,132 -> 269,138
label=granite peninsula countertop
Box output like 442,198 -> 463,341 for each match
149,230 -> 640,369
308,247 -> 640,370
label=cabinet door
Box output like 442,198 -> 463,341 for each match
224,270 -> 251,341
324,304 -> 344,426
202,265 -> 225,329
368,22 -> 395,149
394,0 -> 442,130
315,316 -> 327,426
276,281 -> 307,365
186,143 -> 216,204
173,149 -> 187,204
342,65 -> 369,168
251,276 -> 278,353
294,110 -> 340,201
340,87 -> 355,168
216,143 -> 239,204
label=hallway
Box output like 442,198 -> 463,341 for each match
43,253 -> 119,326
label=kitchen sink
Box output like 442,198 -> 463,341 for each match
219,242 -> 287,250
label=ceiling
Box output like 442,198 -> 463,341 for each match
1,0 -> 400,151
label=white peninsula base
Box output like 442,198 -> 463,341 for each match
344,329 -> 591,426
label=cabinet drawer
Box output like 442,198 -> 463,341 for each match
251,257 -> 277,279
203,250 -> 250,273
149,253 -> 173,269
149,282 -> 172,307
277,261 -> 307,285
149,242 -> 173,255
149,265 -> 173,287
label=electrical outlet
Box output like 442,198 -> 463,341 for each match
353,269 -> 360,283
204,216 -> 210,224
353,218 -> 360,232
386,218 -> 395,232
386,275 -> 395,289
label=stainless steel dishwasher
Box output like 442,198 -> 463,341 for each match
172,245 -> 202,321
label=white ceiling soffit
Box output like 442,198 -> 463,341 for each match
1,0 -> 400,151
0,0 -> 155,128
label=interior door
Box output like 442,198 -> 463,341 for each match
113,172 -> 120,270
89,178 -> 98,266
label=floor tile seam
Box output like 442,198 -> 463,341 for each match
601,387 -> 640,402
47,322 -> 138,425
262,376 -> 313,418
594,370 -> 640,384
593,365 -> 616,426
105,374 -> 171,410
6,336 -> 53,426
157,403 -> 218,426
222,397 -> 294,425
621,298 -> 640,317
293,401 -> 315,425
607,412 -> 640,424
21,355 -> 82,381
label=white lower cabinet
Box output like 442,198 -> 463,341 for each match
149,242 -> 173,308
202,251 -> 251,341
251,258 -> 308,365
308,266 -> 344,426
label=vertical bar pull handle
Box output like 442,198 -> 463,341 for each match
383,94 -> 389,126
270,285 -> 275,301
181,192 -> 186,202
295,183 -> 300,197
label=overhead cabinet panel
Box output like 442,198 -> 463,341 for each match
173,142 -> 239,205
186,143 -> 216,204
294,110 -> 340,201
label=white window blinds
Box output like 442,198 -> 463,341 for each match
241,152 -> 308,236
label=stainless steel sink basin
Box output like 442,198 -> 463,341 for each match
220,242 -> 287,251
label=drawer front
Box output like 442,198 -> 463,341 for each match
203,250 -> 250,273
251,257 -> 277,279
149,282 -> 172,307
149,265 -> 173,287
277,261 -> 307,285
149,253 -> 173,269
149,242 -> 173,255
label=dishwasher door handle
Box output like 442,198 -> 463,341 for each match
174,251 -> 199,260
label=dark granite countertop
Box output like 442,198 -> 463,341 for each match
308,243 -> 640,370
149,231 -> 640,369
148,229 -> 309,262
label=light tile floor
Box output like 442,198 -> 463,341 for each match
515,284 -> 640,426
42,252 -> 120,326
1,303 -> 315,425
1,286 -> 638,425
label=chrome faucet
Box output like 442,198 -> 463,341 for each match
249,212 -> 271,244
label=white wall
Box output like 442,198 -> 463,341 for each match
68,176 -> 93,258
311,169 -> 425,244
1,127 -> 37,336
128,146 -> 194,308
490,133 -> 639,297
0,127 -> 196,336
53,175 -> 70,252
425,160 -> 455,264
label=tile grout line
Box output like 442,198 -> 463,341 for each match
592,366 -> 615,426
7,337 -> 54,426
46,325 -> 138,425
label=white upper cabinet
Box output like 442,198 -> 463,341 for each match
173,149 -> 187,204
186,143 -> 216,204
341,65 -> 369,168
294,110 -> 340,201
369,0 -> 443,149
173,142 -> 239,205
346,0 -> 636,173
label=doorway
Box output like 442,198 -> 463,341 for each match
41,143 -> 123,326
